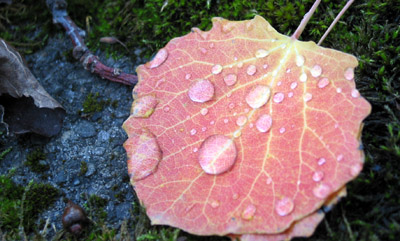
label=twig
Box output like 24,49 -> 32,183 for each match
46,0 -> 137,86
318,0 -> 355,45
291,0 -> 321,40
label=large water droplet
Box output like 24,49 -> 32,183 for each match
296,55 -> 305,67
236,116 -> 248,127
241,204 -> 256,220
255,49 -> 269,58
311,65 -> 322,77
312,171 -> 324,182
351,89 -> 360,98
300,73 -> 307,82
344,67 -> 354,80
245,85 -> 271,109
212,64 -> 223,75
198,135 -> 237,175
256,114 -> 272,133
125,129 -> 162,181
146,49 -> 168,69
303,93 -> 313,102
317,77 -> 330,88
188,79 -> 215,103
275,197 -> 294,216
246,65 -> 257,76
224,74 -> 238,86
313,183 -> 331,199
130,95 -> 158,118
273,92 -> 285,103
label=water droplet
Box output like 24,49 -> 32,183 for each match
288,92 -> 294,98
199,47 -> 207,54
350,163 -> 362,176
246,65 -> 257,76
279,127 -> 286,133
303,93 -> 312,102
344,67 -> 354,80
202,127 -> 207,132
233,130 -> 242,138
317,158 -> 326,166
190,129 -> 197,136
241,204 -> 256,220
146,49 -> 168,69
236,116 -> 248,127
228,103 -> 235,109
334,123 -> 339,128
210,121 -> 215,125
286,68 -> 291,73
209,43 -> 215,48
311,65 -> 322,77
224,118 -> 229,124
313,183 -> 331,199
244,108 -> 250,113
224,74 -> 238,86
256,114 -> 272,133
193,148 -> 198,153
163,106 -> 170,112
232,193 -> 239,200
198,134 -> 237,175
273,92 -> 285,103
237,62 -> 244,68
212,64 -> 223,75
211,200 -> 220,208
245,85 -> 271,109
336,87 -> 342,93
317,78 -> 330,89
277,81 -> 282,86
188,79 -> 215,103
227,92 -> 232,98
185,73 -> 191,80
126,129 -> 161,181
249,123 -> 254,128
275,197 -> 294,216
337,154 -> 344,162
296,55 -> 305,67
266,177 -> 272,184
299,73 -> 307,82
351,89 -> 360,98
263,64 -> 268,69
312,171 -> 324,182
130,95 -> 158,118
255,49 -> 269,58
200,108 -> 208,116
234,56 -> 238,61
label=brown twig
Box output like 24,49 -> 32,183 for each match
46,0 -> 137,86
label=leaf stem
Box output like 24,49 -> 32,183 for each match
291,0 -> 321,40
318,0 -> 355,45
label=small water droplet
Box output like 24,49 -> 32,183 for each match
185,73 -> 191,80
313,183 -> 331,199
350,163 -> 362,176
236,116 -> 248,127
163,106 -> 170,112
256,114 -> 272,133
272,70 -> 278,76
351,89 -> 360,98
337,154 -> 344,162
155,78 -> 166,88
311,65 -> 322,77
244,108 -> 250,113
245,85 -> 271,109
286,68 -> 291,73
227,92 -> 232,98
228,103 -> 235,109
275,197 -> 294,216
290,82 -> 298,89
210,121 -> 215,125
317,77 -> 330,88
234,56 -> 238,61
212,64 -> 223,75
266,177 -> 272,184
336,87 -> 342,93
237,62 -> 244,68
211,200 -> 220,208
317,157 -> 326,166
202,127 -> 207,132
334,123 -> 339,129
241,204 -> 256,220
277,81 -> 282,86
224,74 -> 238,86
279,127 -> 286,133
198,134 -> 237,175
224,118 -> 229,124
232,193 -> 239,200
273,92 -> 285,103
193,148 -> 198,153
296,55 -> 305,67
246,65 -> 257,76
209,43 -> 215,48
303,93 -> 312,102
263,64 -> 268,69
288,92 -> 294,98
233,130 -> 242,138
147,49 -> 168,69
188,79 -> 215,103
200,108 -> 208,115
200,47 -> 207,54
344,67 -> 354,80
255,49 -> 269,58
312,171 -> 324,182
249,123 -> 254,128
190,129 -> 197,136
300,73 -> 307,82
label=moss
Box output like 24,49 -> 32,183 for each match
25,148 -> 49,173
85,194 -> 108,221
0,146 -> 12,160
79,161 -> 88,176
80,92 -> 106,116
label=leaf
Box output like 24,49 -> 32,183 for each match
0,39 -> 65,137
123,16 -> 371,238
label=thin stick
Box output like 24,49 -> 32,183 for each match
318,0 -> 355,45
291,0 -> 322,40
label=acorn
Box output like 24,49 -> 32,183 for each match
62,200 -> 88,236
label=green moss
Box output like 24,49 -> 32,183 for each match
25,148 -> 49,173
79,161 -> 88,176
81,92 -> 106,115
85,194 -> 108,221
0,147 -> 12,160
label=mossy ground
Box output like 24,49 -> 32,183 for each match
1,0 -> 399,240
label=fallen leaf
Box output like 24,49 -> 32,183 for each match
123,15 -> 371,238
0,39 -> 65,137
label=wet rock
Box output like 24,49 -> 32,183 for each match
76,121 -> 96,138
